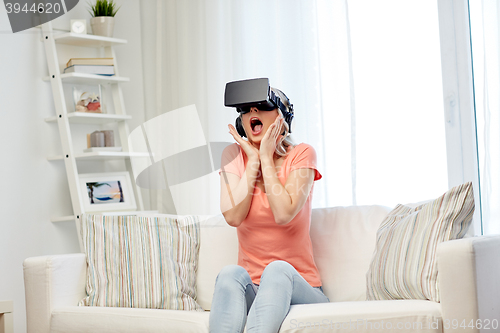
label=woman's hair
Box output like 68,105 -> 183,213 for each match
238,87 -> 295,157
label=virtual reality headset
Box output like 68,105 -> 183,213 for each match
224,78 -> 294,136
224,78 -> 292,114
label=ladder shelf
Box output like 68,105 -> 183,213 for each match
41,22 -> 144,245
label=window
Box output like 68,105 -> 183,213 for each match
316,0 -> 448,208
469,0 -> 500,235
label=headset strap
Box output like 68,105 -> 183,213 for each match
270,90 -> 294,115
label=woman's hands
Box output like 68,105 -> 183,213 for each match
228,124 -> 260,162
259,115 -> 284,162
227,115 -> 284,163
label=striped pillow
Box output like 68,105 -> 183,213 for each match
79,214 -> 203,311
366,182 -> 474,302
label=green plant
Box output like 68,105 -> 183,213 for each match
88,0 -> 121,17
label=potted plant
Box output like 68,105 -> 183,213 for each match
88,0 -> 120,37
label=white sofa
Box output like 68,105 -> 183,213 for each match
24,206 -> 500,333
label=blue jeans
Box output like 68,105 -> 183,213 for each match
209,260 -> 330,333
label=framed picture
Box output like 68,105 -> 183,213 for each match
79,172 -> 137,212
73,84 -> 104,113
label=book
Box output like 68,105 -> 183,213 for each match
66,58 -> 114,67
64,65 -> 115,75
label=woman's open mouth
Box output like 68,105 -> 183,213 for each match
250,117 -> 263,135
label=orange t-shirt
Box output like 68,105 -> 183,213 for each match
219,142 -> 323,287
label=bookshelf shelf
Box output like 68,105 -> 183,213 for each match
53,33 -> 127,47
45,112 -> 131,124
42,72 -> 129,85
47,151 -> 150,161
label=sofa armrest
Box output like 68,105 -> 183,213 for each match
23,253 -> 87,333
437,235 -> 500,333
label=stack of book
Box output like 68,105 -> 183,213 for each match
63,58 -> 115,76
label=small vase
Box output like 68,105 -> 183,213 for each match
90,16 -> 115,37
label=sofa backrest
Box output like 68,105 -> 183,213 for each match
196,205 -> 391,310
310,205 -> 391,302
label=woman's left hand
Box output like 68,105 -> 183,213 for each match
260,115 -> 284,162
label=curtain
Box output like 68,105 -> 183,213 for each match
138,0 -> 356,214
138,0 -> 448,216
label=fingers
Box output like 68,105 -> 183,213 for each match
261,117 -> 283,147
271,122 -> 278,139
228,124 -> 237,138
229,124 -> 256,152
272,116 -> 284,139
228,124 -> 243,144
265,117 -> 280,138
277,116 -> 283,133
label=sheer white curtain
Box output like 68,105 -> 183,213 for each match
139,0 -> 352,214
469,0 -> 500,235
139,0 -> 448,215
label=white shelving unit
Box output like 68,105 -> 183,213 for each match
41,22 -> 145,231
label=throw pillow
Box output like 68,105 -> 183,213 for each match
79,214 -> 203,311
366,182 -> 474,302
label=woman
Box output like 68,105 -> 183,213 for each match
211,86 -> 328,333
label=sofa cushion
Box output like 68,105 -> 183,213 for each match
366,182 -> 474,302
280,300 -> 442,333
196,214 -> 238,310
50,306 -> 209,333
310,205 -> 392,302
79,214 -> 203,310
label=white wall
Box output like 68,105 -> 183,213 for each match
0,1 -> 146,332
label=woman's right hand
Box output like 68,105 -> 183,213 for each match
228,124 -> 260,162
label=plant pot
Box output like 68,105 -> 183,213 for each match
90,16 -> 115,37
